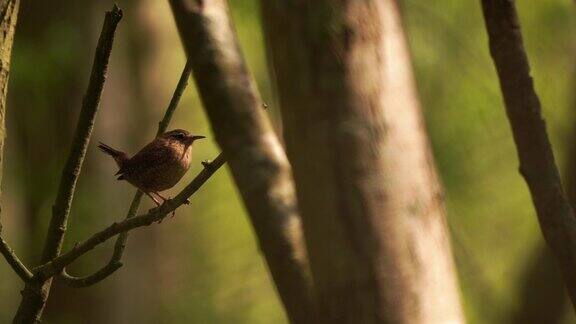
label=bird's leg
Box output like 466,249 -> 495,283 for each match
145,193 -> 167,223
153,192 -> 176,218
145,192 -> 168,223
156,191 -> 190,205
145,192 -> 162,207
154,192 -> 169,204
201,160 -> 212,169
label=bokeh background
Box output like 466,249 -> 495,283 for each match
0,0 -> 575,323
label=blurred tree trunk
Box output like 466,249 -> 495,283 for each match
261,1 -> 464,322
0,0 -> 18,195
0,1 -> 19,323
168,1 -> 316,323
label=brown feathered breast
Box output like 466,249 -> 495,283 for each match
116,137 -> 192,192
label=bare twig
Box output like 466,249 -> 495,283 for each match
41,4 -> 122,264
0,225 -> 32,281
59,260 -> 122,287
168,1 -> 315,322
13,6 -> 123,323
58,195 -> 139,287
481,0 -> 576,309
60,59 -> 194,287
157,59 -> 193,136
35,153 -> 225,281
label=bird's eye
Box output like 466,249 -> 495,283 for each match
173,133 -> 185,140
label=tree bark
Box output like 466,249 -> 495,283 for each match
0,0 -> 21,319
167,1 -> 316,323
261,1 -> 464,323
508,32 -> 576,323
480,0 -> 576,310
0,0 -> 18,196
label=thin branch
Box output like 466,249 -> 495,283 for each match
59,260 -> 121,287
41,4 -> 123,264
58,194 -> 140,287
480,0 -> 576,309
0,226 -> 32,281
157,59 -> 193,136
34,153 -> 225,281
60,59 -> 193,287
13,6 -> 123,323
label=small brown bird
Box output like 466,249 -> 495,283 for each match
98,129 -> 205,206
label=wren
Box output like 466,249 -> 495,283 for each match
98,129 -> 205,206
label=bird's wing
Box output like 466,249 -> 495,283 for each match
116,141 -> 173,179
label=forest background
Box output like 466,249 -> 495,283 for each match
0,1 -> 574,323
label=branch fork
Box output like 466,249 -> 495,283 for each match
0,4 -> 226,322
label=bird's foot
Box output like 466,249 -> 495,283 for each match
201,160 -> 212,169
164,197 -> 177,218
148,195 -> 181,221
184,198 -> 191,205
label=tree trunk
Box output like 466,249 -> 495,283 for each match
167,1 -> 316,323
0,0 -> 20,321
261,1 -> 464,323
0,0 -> 18,193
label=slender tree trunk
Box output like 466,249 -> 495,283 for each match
0,0 -> 20,320
507,54 -> 576,324
168,1 -> 316,323
261,1 -> 464,322
480,0 -> 576,310
0,0 -> 18,193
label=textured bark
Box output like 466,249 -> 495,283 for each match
508,30 -> 576,324
0,0 -> 18,190
168,1 -> 316,323
0,0 -> 23,279
261,1 -> 463,323
480,0 -> 576,310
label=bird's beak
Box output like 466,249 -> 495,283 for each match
186,135 -> 206,144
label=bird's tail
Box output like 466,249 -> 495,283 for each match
98,142 -> 128,168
